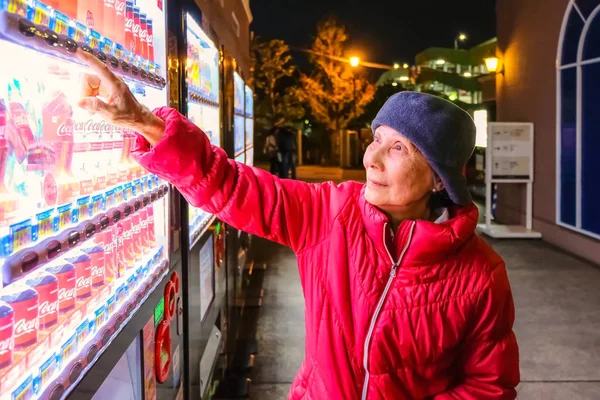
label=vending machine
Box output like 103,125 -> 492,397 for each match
244,85 -> 253,167
0,0 -> 185,399
184,12 -> 219,248
233,72 -> 245,166
171,7 -> 227,400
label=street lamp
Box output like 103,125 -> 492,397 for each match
454,33 -> 467,49
350,56 -> 360,67
484,56 -> 504,75
393,63 -> 400,69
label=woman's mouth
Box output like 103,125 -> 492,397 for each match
368,179 -> 388,188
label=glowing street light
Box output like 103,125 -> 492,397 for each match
455,33 -> 467,49
403,63 -> 409,69
393,63 -> 400,69
464,72 -> 472,77
399,76 -> 409,81
350,57 -> 360,67
436,59 -> 446,65
392,82 -> 398,86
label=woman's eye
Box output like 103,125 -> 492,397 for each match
393,145 -> 402,151
373,135 -> 381,143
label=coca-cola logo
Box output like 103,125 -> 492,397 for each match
58,287 -> 75,300
115,0 -> 125,13
86,11 -> 94,29
132,224 -> 141,234
92,266 -> 105,276
123,229 -> 132,239
77,276 -> 92,288
147,34 -> 153,44
39,300 -> 57,316
74,119 -> 112,135
14,318 -> 36,335
141,220 -> 148,228
106,0 -> 115,6
0,337 -> 11,352
105,242 -> 114,253
139,29 -> 147,40
13,113 -> 28,126
133,24 -> 141,34
125,18 -> 133,30
57,121 -> 74,136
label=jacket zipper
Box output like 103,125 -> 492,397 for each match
361,221 -> 416,400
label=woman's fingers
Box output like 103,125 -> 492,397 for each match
76,49 -> 121,92
77,97 -> 116,119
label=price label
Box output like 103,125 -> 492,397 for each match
35,209 -> 56,242
58,204 -> 72,230
10,219 -> 32,253
124,182 -> 133,200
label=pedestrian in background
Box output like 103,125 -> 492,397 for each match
263,127 -> 280,175
277,126 -> 297,179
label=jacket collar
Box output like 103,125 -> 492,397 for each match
358,185 -> 479,266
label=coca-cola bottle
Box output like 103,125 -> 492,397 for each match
133,6 -> 141,59
124,1 -> 135,55
45,261 -> 76,314
114,0 -> 126,46
139,12 -> 148,63
26,273 -> 59,330
146,19 -> 154,63
0,286 -> 39,349
103,0 -> 116,42
0,302 -> 13,369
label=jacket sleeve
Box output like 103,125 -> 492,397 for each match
131,107 -> 332,253
434,263 -> 520,400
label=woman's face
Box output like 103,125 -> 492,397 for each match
363,125 -> 440,212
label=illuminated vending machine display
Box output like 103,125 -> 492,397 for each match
233,72 -> 245,163
185,13 -> 219,247
244,85 -> 253,166
0,0 -> 175,398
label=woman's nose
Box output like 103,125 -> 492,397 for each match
364,145 -> 384,170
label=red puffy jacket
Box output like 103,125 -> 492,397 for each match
133,108 -> 520,400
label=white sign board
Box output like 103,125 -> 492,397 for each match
487,122 -> 534,182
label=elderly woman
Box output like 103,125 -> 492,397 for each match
78,51 -> 519,400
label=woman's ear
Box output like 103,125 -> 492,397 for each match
432,174 -> 445,192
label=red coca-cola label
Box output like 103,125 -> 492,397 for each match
87,249 -> 106,288
131,213 -> 142,260
52,267 -> 76,314
104,227 -> 118,281
139,208 -> 149,253
146,206 -> 155,244
120,217 -> 134,268
58,286 -> 76,310
31,279 -> 58,329
10,295 -> 38,349
0,311 -> 13,368
71,256 -> 92,299
115,0 -> 125,15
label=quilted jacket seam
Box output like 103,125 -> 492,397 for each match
295,193 -> 355,256
379,288 -> 483,313
394,267 -> 490,290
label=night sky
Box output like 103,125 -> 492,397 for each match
250,0 -> 497,67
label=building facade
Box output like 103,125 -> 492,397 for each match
192,0 -> 252,78
496,0 -> 600,264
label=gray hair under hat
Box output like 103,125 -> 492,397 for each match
371,91 -> 476,205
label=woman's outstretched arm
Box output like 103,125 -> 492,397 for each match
77,50 -> 338,253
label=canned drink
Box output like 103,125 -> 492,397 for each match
45,261 -> 76,314
26,273 -> 58,329
1,286 -> 38,349
130,212 -> 142,261
82,245 -> 106,288
65,252 -> 92,300
0,301 -> 14,369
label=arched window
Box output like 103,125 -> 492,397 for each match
557,0 -> 600,239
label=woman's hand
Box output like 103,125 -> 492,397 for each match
76,49 -> 165,146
